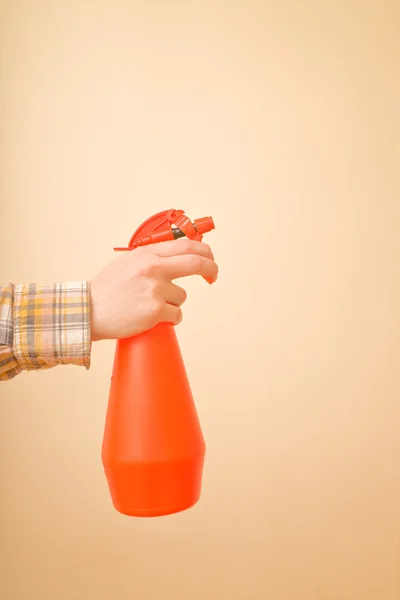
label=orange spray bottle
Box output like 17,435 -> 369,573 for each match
101,210 -> 215,517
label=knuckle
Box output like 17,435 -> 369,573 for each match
181,238 -> 193,251
138,254 -> 160,277
150,299 -> 163,316
148,277 -> 162,294
190,254 -> 203,273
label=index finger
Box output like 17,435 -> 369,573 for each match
150,238 -> 214,261
160,254 -> 219,282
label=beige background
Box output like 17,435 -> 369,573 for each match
0,1 -> 399,598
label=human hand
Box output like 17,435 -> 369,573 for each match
90,239 -> 218,341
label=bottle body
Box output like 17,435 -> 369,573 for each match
102,322 -> 206,517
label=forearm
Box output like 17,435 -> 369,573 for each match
0,281 -> 91,381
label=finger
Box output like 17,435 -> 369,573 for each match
160,254 -> 218,282
149,238 -> 214,260
160,303 -> 183,326
163,282 -> 187,307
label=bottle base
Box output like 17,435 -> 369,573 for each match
112,497 -> 200,518
103,454 -> 205,518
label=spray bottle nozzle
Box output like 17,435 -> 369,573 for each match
193,216 -> 215,235
172,216 -> 215,240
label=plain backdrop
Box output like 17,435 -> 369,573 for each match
0,1 -> 399,599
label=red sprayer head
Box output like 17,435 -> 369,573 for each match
114,209 -> 214,250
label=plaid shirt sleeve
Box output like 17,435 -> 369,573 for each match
0,281 -> 91,381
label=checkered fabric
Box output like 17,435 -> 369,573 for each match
0,281 -> 91,381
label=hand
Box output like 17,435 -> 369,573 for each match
90,238 -> 218,341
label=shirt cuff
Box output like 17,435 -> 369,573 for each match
0,283 -> 22,380
13,281 -> 92,372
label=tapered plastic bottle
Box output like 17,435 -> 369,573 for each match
101,210 -> 214,517
102,323 -> 206,517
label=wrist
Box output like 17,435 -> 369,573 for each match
89,279 -> 105,342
